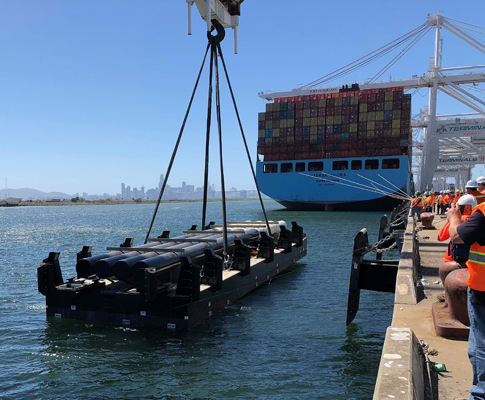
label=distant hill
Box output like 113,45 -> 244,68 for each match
0,188 -> 72,201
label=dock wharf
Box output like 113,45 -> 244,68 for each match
372,213 -> 471,399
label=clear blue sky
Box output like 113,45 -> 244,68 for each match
1,1 -> 484,195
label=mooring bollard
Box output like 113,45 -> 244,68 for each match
432,266 -> 470,339
419,212 -> 435,230
444,268 -> 470,327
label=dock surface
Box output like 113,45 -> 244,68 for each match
374,213 -> 471,399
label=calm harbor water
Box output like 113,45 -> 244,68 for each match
0,200 -> 395,400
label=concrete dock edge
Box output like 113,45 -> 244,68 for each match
374,215 -> 424,400
373,211 -> 471,399
394,216 -> 419,305
373,327 -> 424,400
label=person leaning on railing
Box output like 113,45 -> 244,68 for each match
447,197 -> 485,399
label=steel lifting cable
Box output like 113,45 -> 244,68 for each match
212,30 -> 230,258
216,42 -> 273,236
370,26 -> 432,83
301,22 -> 428,88
202,36 -> 216,230
145,43 -> 211,244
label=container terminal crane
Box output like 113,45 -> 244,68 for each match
257,13 -> 485,209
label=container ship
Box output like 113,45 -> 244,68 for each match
256,86 -> 413,211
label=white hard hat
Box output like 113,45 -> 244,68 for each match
466,179 -> 478,189
477,176 -> 485,185
458,194 -> 478,208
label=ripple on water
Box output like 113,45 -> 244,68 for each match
0,202 -> 392,399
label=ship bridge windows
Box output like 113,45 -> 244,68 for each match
351,160 -> 362,170
308,161 -> 323,171
332,160 -> 348,171
295,162 -> 305,172
382,158 -> 400,169
365,160 -> 379,170
263,163 -> 278,174
281,163 -> 293,173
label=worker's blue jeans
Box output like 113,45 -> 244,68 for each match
411,206 -> 422,221
468,288 -> 485,399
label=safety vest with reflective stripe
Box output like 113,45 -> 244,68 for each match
438,195 -> 445,204
476,190 -> 485,205
427,195 -> 435,206
411,197 -> 423,207
453,194 -> 461,203
465,203 -> 485,291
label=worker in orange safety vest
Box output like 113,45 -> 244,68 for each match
447,197 -> 485,398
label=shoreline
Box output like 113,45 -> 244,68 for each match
0,198 -> 261,207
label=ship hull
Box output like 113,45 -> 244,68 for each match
256,155 -> 411,212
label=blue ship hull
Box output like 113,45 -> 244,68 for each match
256,155 -> 411,211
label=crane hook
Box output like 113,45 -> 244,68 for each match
207,19 -> 226,44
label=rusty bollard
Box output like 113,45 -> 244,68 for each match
419,212 -> 435,229
445,268 -> 470,326
439,261 -> 465,284
432,268 -> 470,339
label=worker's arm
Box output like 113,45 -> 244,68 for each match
446,203 -> 464,244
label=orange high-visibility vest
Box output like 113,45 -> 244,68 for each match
465,203 -> 485,291
438,214 -> 471,263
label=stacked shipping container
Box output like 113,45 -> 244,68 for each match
257,87 -> 412,161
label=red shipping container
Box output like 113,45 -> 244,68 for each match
274,98 -> 280,103
309,95 -> 317,100
341,150 -> 349,158
302,95 -> 310,101
341,142 -> 349,151
295,96 -> 302,102
371,89 -> 379,94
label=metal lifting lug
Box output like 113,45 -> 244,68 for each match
120,238 -> 134,248
37,252 -> 64,295
174,256 -> 201,303
291,222 -> 304,248
258,232 -> 275,263
76,246 -> 92,263
207,19 -> 225,44
233,239 -> 251,275
278,226 -> 293,254
201,249 -> 223,291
